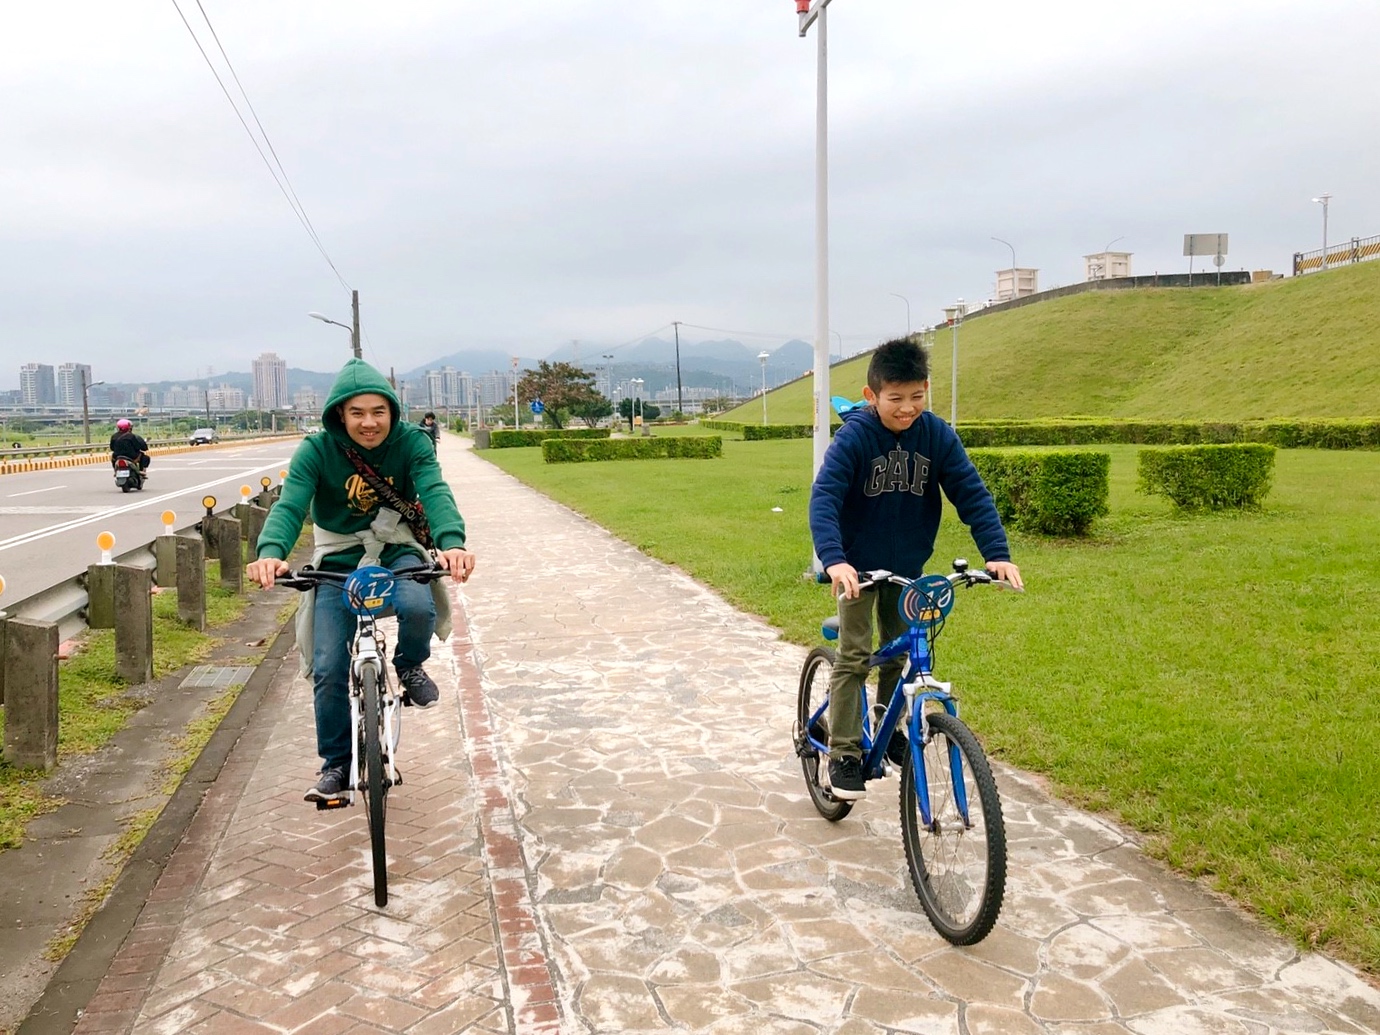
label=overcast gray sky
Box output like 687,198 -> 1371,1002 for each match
3,0 -> 1378,387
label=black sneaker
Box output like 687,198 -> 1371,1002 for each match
397,666 -> 439,708
305,766 -> 348,802
827,756 -> 866,800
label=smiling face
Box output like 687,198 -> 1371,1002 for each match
863,379 -> 929,434
340,393 -> 392,448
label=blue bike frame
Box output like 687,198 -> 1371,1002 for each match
804,621 -> 971,828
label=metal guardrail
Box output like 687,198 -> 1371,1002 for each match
0,432 -> 298,462
1293,233 -> 1380,276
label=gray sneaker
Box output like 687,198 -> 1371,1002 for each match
305,766 -> 348,802
397,666 -> 439,708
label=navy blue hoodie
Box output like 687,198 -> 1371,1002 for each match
809,407 -> 1009,578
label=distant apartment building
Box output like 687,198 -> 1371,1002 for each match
19,363 -> 57,406
425,366 -> 471,410
1084,251 -> 1133,281
252,352 -> 289,410
57,363 -> 94,406
207,384 -> 246,411
293,387 -> 321,413
994,268 -> 1039,302
163,384 -> 207,409
473,371 -> 514,408
131,386 -> 155,409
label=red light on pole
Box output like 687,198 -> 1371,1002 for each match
796,0 -> 810,12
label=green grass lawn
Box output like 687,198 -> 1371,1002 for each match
478,440 -> 1380,972
722,260 -> 1380,425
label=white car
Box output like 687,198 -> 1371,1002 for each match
189,428 -> 217,445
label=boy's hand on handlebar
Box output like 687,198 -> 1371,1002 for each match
246,558 -> 290,589
985,560 -> 1023,591
826,562 -> 860,600
436,548 -> 476,583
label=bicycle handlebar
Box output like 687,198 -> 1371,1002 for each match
276,565 -> 449,593
833,558 -> 1022,594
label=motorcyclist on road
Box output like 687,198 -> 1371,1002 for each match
109,419 -> 151,474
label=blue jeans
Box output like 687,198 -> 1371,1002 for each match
311,557 -> 436,771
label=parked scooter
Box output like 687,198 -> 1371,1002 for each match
113,456 -> 145,492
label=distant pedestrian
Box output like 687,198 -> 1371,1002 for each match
419,411 -> 440,450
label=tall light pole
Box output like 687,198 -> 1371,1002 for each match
943,300 -> 965,426
81,372 -> 105,444
758,351 -> 771,425
1312,193 -> 1332,270
511,357 -> 520,429
992,237 -> 1017,300
308,294 -> 362,360
602,353 -> 614,400
795,0 -> 835,480
889,293 -> 911,337
671,321 -> 685,416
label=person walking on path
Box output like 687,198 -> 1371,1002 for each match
246,358 -> 475,801
809,338 -> 1022,800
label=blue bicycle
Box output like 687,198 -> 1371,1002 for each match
795,559 -> 1016,944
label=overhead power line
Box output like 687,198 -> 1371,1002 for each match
169,0 -> 351,294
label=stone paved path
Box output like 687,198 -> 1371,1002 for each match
64,435 -> 1380,1035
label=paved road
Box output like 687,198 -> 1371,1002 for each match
0,441 -> 296,603
56,433 -> 1380,1034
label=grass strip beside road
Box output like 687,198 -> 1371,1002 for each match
478,438 -> 1380,973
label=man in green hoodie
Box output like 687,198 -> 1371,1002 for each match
247,359 -> 476,802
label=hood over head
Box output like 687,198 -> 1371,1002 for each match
322,359 -> 402,444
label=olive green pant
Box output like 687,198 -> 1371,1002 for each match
828,583 -> 908,760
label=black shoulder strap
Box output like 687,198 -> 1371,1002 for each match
339,444 -> 436,551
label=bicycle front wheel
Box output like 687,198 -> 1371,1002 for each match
900,710 -> 1005,944
796,646 -> 852,821
361,666 -> 389,907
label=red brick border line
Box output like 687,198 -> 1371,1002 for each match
449,592 -> 564,1035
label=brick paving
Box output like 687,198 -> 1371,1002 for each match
62,434 -> 1380,1035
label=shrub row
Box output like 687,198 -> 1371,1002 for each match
968,450 -> 1110,537
698,420 -> 744,432
742,423 -> 842,440
489,428 -> 610,448
956,418 -> 1380,450
1137,444 -> 1276,510
542,436 -> 723,463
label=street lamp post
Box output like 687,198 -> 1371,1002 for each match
308,293 -> 362,360
81,372 -> 106,444
795,0 -> 835,482
758,351 -> 771,425
943,299 -> 965,426
992,237 -> 1017,300
1312,193 -> 1332,270
889,293 -> 911,337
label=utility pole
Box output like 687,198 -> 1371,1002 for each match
672,321 -> 684,416
351,290 -> 362,359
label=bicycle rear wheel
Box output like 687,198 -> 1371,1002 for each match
361,666 -> 389,907
795,646 -> 853,821
900,710 -> 1005,944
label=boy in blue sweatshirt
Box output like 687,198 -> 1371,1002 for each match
808,339 -> 1022,800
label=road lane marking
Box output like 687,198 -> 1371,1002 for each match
7,485 -> 68,497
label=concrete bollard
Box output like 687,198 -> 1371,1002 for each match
2,618 -> 60,770
114,565 -> 154,683
176,535 -> 206,631
216,516 -> 242,591
0,615 -> 7,707
86,563 -> 116,629
201,515 -> 219,555
242,505 -> 269,555
155,535 -> 178,587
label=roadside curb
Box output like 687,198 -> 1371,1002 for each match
15,618 -> 297,1035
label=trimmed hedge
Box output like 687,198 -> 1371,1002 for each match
1136,444 -> 1276,510
956,417 -> 1380,449
699,420 -> 745,432
489,428 -> 611,448
969,450 -> 1110,536
542,436 -> 723,463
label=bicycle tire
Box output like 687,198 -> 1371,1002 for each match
361,666 -> 389,907
900,710 -> 1005,944
796,646 -> 853,821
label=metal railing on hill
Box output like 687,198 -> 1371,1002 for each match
1293,234 -> 1380,276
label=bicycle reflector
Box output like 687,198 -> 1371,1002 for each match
343,565 -> 397,616
899,574 -> 955,628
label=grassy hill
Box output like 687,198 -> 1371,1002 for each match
722,261 -> 1380,424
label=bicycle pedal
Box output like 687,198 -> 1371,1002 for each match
314,796 -> 350,810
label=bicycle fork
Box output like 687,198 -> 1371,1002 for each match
904,678 -> 974,831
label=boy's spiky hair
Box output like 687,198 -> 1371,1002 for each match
867,338 -> 929,393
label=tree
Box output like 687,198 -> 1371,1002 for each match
570,397 -> 614,427
515,361 -> 604,430
617,398 -> 661,430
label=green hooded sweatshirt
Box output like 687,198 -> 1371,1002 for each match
256,359 -> 465,571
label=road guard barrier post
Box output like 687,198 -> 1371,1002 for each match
114,565 -> 154,683
2,617 -> 60,770
85,531 -> 118,629
176,535 -> 206,631
155,510 -> 178,587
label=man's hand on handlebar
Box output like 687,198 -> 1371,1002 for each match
826,562 -> 861,600
984,560 -> 1023,591
246,557 -> 290,589
435,548 -> 476,583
